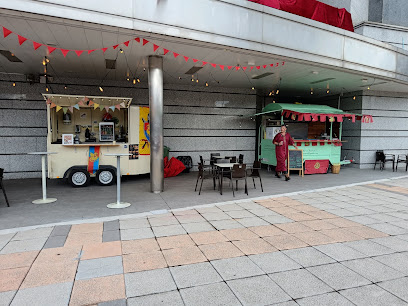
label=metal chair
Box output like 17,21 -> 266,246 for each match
248,160 -> 263,192
238,154 -> 244,164
0,168 -> 10,207
230,164 -> 248,197
225,156 -> 237,163
396,154 -> 408,172
195,163 -> 217,195
374,150 -> 395,171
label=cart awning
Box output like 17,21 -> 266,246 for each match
254,103 -> 373,123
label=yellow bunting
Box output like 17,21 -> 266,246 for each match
94,103 -> 99,110
56,105 -> 62,112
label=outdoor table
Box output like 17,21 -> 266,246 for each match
104,153 -> 132,209
27,152 -> 57,204
214,163 -> 238,195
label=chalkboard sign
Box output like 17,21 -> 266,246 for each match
288,149 -> 304,177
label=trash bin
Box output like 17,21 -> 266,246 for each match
164,146 -> 170,159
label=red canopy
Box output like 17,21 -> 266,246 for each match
249,0 -> 354,32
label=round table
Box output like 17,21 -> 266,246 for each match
27,152 -> 57,204
104,153 -> 132,209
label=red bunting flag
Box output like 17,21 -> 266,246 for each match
46,99 -> 52,105
88,101 -> 94,106
250,67 -> 254,71
50,102 -> 56,108
47,46 -> 56,54
75,50 -> 84,57
88,49 -> 95,54
17,35 -> 27,45
235,67 -> 240,71
183,56 -> 189,62
142,39 -> 149,46
219,65 -> 224,70
60,49 -> 70,57
3,27 -> 12,38
263,65 -> 267,69
227,66 -> 233,70
112,44 -> 119,49
270,64 -> 274,67
242,67 -> 247,70
256,66 -> 260,70
135,37 -> 140,43
282,62 -> 285,65
173,52 -> 179,58
192,59 -> 199,63
115,104 -> 121,110
153,44 -> 159,52
201,61 -> 207,66
276,63 -> 279,66
210,63 -> 216,68
163,48 -> 169,55
102,47 -> 108,53
123,41 -> 130,47
33,41 -> 42,50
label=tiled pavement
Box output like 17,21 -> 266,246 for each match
1,179 -> 408,305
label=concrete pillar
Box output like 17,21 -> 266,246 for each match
148,55 -> 164,193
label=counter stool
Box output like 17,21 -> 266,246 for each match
0,168 -> 10,207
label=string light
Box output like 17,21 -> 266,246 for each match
205,82 -> 209,87
126,77 -> 130,81
311,88 -> 314,95
133,79 -> 136,84
119,48 -> 124,53
367,86 -> 370,90
251,87 -> 255,90
269,91 -> 273,96
64,85 -> 67,89
191,78 -> 194,82
276,89 -> 279,95
196,79 -> 199,83
99,86 -> 104,92
12,82 -> 15,87
353,96 -> 356,100
326,89 -> 330,94
137,78 -> 140,83
178,77 -> 181,80
42,58 -> 46,66
45,86 -> 49,92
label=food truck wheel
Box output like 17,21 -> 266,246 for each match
68,170 -> 90,187
96,169 -> 116,186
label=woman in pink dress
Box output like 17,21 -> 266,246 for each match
273,125 -> 298,181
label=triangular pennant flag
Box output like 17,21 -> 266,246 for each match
102,47 -> 108,53
88,49 -> 95,54
183,56 -> 189,62
227,66 -> 233,70
235,67 -> 240,71
173,52 -> 179,58
3,27 -> 12,38
201,61 -> 208,66
47,46 -> 56,54
142,39 -> 149,46
256,66 -> 261,70
153,44 -> 159,52
163,48 -> 169,55
109,106 -> 115,112
120,102 -> 126,108
60,49 -> 70,57
219,65 -> 224,71
73,104 -> 80,110
84,97 -> 89,102
18,35 -> 27,45
263,65 -> 267,69
250,67 -> 254,71
270,64 -> 274,67
112,44 -> 119,49
193,59 -> 199,63
62,107 -> 68,114
282,62 -> 285,65
276,62 -> 279,66
46,99 -> 52,105
75,50 -> 84,57
210,63 -> 216,68
50,102 -> 56,109
88,101 -> 94,106
135,37 -> 140,43
94,103 -> 99,110
105,106 -> 110,112
33,41 -> 42,50
100,105 -> 104,111
123,40 -> 130,47
242,67 -> 247,71
78,100 -> 84,106
56,105 -> 62,112
115,104 -> 121,110
68,106 -> 74,113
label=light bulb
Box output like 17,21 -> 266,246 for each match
196,79 -> 199,83
126,77 -> 130,81
191,78 -> 194,82
137,78 -> 140,83
205,82 -> 209,87
42,59 -> 46,66
64,85 -> 67,89
269,92 -> 272,96
178,77 -> 181,80
367,86 -> 370,90
12,82 -> 15,87
119,48 -> 123,53
99,86 -> 104,92
276,89 -> 279,94
327,90 -> 330,94
46,58 -> 50,63
46,87 -> 49,92
251,87 -> 255,90
311,91 -> 313,95
353,96 -> 356,100
133,79 -> 136,84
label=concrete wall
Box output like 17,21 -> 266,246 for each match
0,77 -> 256,179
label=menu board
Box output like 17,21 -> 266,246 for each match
288,149 -> 304,177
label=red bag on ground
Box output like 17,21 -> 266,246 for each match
304,160 -> 330,174
164,157 -> 186,178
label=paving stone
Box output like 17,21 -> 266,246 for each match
225,210 -> 256,219
201,212 -> 232,221
273,301 -> 299,306
103,220 -> 119,231
264,234 -> 308,250
238,202 -> 263,210
11,282 -> 72,306
99,299 -> 127,306
102,230 -> 120,242
236,217 -> 269,227
307,263 -> 371,290
342,240 -> 395,257
123,251 -> 167,273
152,225 -> 186,237
378,277 -> 408,302
119,218 -> 150,230
369,223 -> 408,235
125,268 -> 177,297
370,213 -> 404,223
210,256 -> 264,280
162,246 -> 207,267
195,206 -> 223,214
342,258 -> 404,283
340,284 -> 407,306
50,225 -> 71,237
189,231 -> 228,245
75,256 -> 123,280
269,269 -> 333,299
248,225 -> 284,237
370,236 -> 408,252
209,219 -> 244,230
170,262 -> 223,289
373,252 -> 408,274
175,214 -> 206,224
0,290 -> 15,306
0,267 -> 29,292
181,222 -> 215,233
249,251 -> 302,274
314,243 -> 367,261
12,227 -> 53,241
157,234 -> 195,249
149,216 -> 180,227
296,292 -> 354,306
199,242 -> 244,260
81,241 -> 122,260
283,247 -> 336,267
127,291 -> 183,306
232,238 -> 277,255
248,208 -> 279,217
70,223 -> 103,234
172,209 -> 199,216
43,235 -> 67,249
0,237 -> 47,254
121,239 -> 160,255
227,275 -> 291,305
345,215 -> 380,225
217,204 -> 245,211
120,228 -> 154,241
180,282 -> 241,306
0,234 -> 14,251
0,251 -> 38,270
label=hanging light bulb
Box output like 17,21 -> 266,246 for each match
251,87 -> 255,90
276,89 -> 279,95
12,82 -> 16,87
196,79 -> 199,83
99,86 -> 104,92
137,78 -> 140,83
326,89 -> 330,94
191,78 -> 194,82
46,58 -> 50,63
311,88 -> 313,95
143,68 -> 146,71
353,96 -> 356,100
64,85 -> 67,89
42,58 -> 46,66
126,77 -> 130,81
178,77 -> 181,80
269,91 -> 273,96
205,82 -> 209,87
45,86 -> 49,92
133,79 -> 136,84
119,48 -> 124,53
367,86 -> 370,90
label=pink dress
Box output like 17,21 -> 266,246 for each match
273,132 -> 294,172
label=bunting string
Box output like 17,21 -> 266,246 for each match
45,96 -> 125,113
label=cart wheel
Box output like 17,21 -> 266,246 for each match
96,169 -> 116,186
68,169 -> 90,187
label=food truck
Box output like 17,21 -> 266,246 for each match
256,103 -> 373,174
43,94 -> 150,187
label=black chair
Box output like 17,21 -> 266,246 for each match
396,154 -> 408,172
195,163 -> 217,195
238,154 -> 244,164
230,164 -> 248,197
0,168 -> 10,207
248,160 -> 263,192
374,150 -> 395,171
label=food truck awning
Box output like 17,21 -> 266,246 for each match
254,103 -> 373,123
